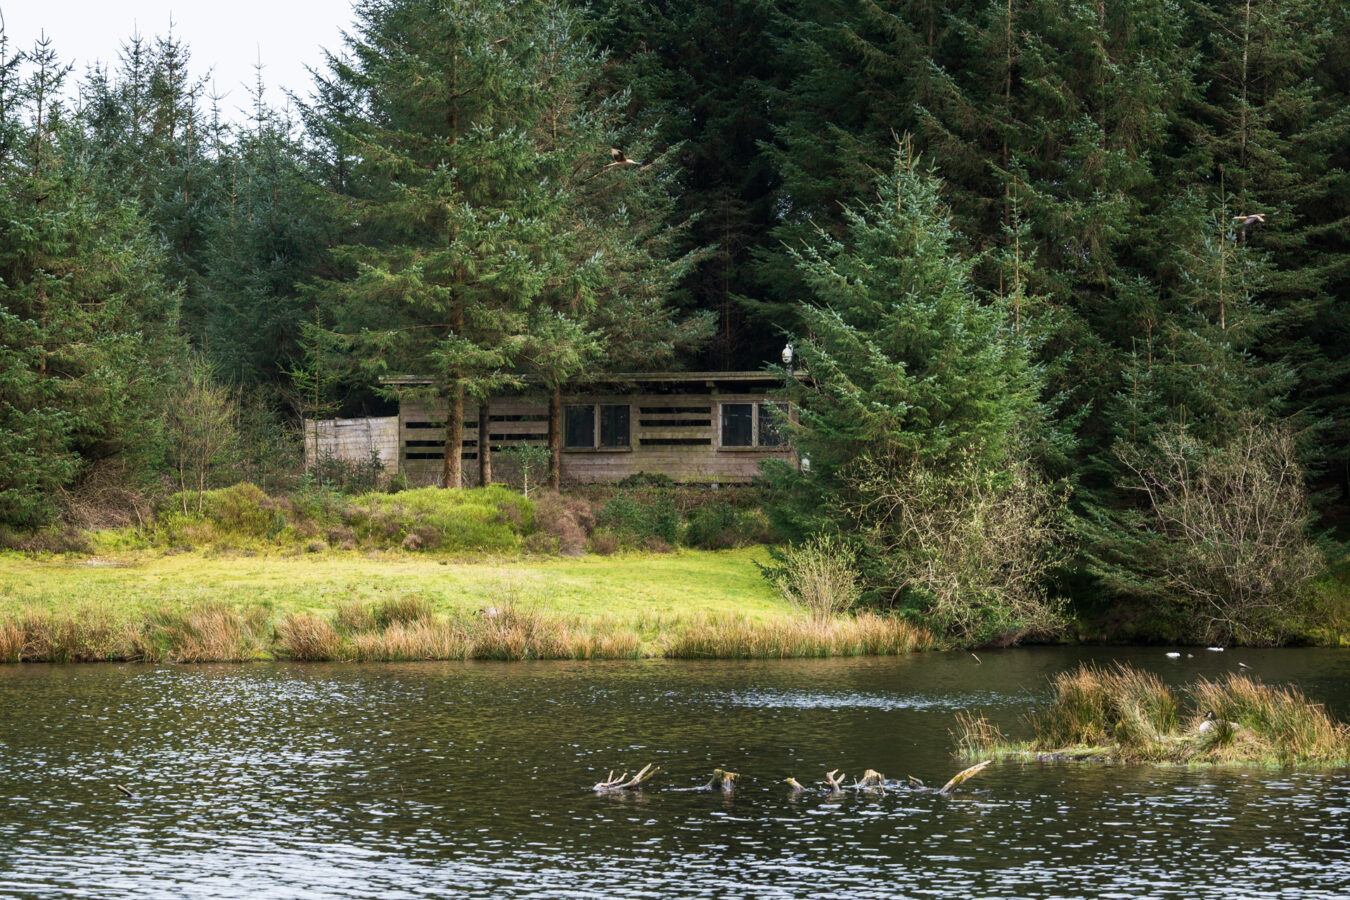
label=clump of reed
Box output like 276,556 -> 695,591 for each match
1029,663 -> 1179,756
6,606 -> 140,662
348,619 -> 470,661
0,621 -> 22,662
953,710 -> 1005,757
958,662 -> 1350,766
138,604 -> 272,662
276,612 -> 344,661
1190,673 -> 1349,764
664,611 -> 932,659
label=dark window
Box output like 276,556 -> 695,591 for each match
564,406 -> 594,448
759,403 -> 786,447
721,403 -> 753,447
599,404 -> 630,447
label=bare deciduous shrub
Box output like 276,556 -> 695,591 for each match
58,458 -> 154,531
531,492 -> 594,555
1112,422 -> 1323,644
847,454 -> 1067,645
772,535 -> 863,622
165,357 -> 239,514
587,528 -> 620,555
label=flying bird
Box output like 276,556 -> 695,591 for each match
608,147 -> 645,168
1232,213 -> 1266,229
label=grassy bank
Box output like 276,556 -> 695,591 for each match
0,547 -> 931,662
957,662 -> 1350,767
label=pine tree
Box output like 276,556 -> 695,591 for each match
517,1 -> 710,488
587,0 -> 781,368
76,28 -> 219,344
769,145 -> 1062,642
306,0 -> 571,488
0,34 -> 183,526
203,71 -> 338,391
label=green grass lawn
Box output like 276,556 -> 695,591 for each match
0,546 -> 785,621
0,546 -> 935,662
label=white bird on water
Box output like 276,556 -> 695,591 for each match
1166,652 -> 1181,659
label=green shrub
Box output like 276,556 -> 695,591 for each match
200,483 -> 274,536
599,492 -> 680,548
343,485 -> 531,552
684,503 -> 740,549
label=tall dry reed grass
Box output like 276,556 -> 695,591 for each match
276,613 -> 344,661
959,662 -> 1350,766
665,611 -> 932,658
1,601 -> 931,664
1190,673 -> 1349,764
140,604 -> 272,662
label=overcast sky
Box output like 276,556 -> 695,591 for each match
2,1 -> 358,120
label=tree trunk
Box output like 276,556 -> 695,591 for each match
443,383 -> 464,489
478,400 -> 491,487
547,383 -> 562,492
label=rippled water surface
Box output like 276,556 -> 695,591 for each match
2,647 -> 1348,898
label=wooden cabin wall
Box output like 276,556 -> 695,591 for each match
398,389 -> 791,486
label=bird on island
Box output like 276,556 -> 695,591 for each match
608,147 -> 645,168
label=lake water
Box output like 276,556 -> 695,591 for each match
1,647 -> 1348,898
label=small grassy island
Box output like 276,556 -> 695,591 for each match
958,663 -> 1350,767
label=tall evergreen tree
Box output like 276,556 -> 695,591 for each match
588,0 -> 782,368
77,28 -> 219,344
0,34 -> 182,526
768,146 -> 1061,641
308,0 -> 588,488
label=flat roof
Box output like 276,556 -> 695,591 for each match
383,371 -> 787,386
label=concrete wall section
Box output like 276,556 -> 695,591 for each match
303,417 -> 400,471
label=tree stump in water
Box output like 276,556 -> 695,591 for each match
856,769 -> 885,788
704,769 -> 738,792
593,763 -> 661,792
938,760 -> 990,795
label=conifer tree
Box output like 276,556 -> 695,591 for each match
0,34 -> 182,526
769,145 -> 1062,642
306,0 -> 566,488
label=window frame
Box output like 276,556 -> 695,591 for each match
717,401 -> 791,450
563,403 -> 632,451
